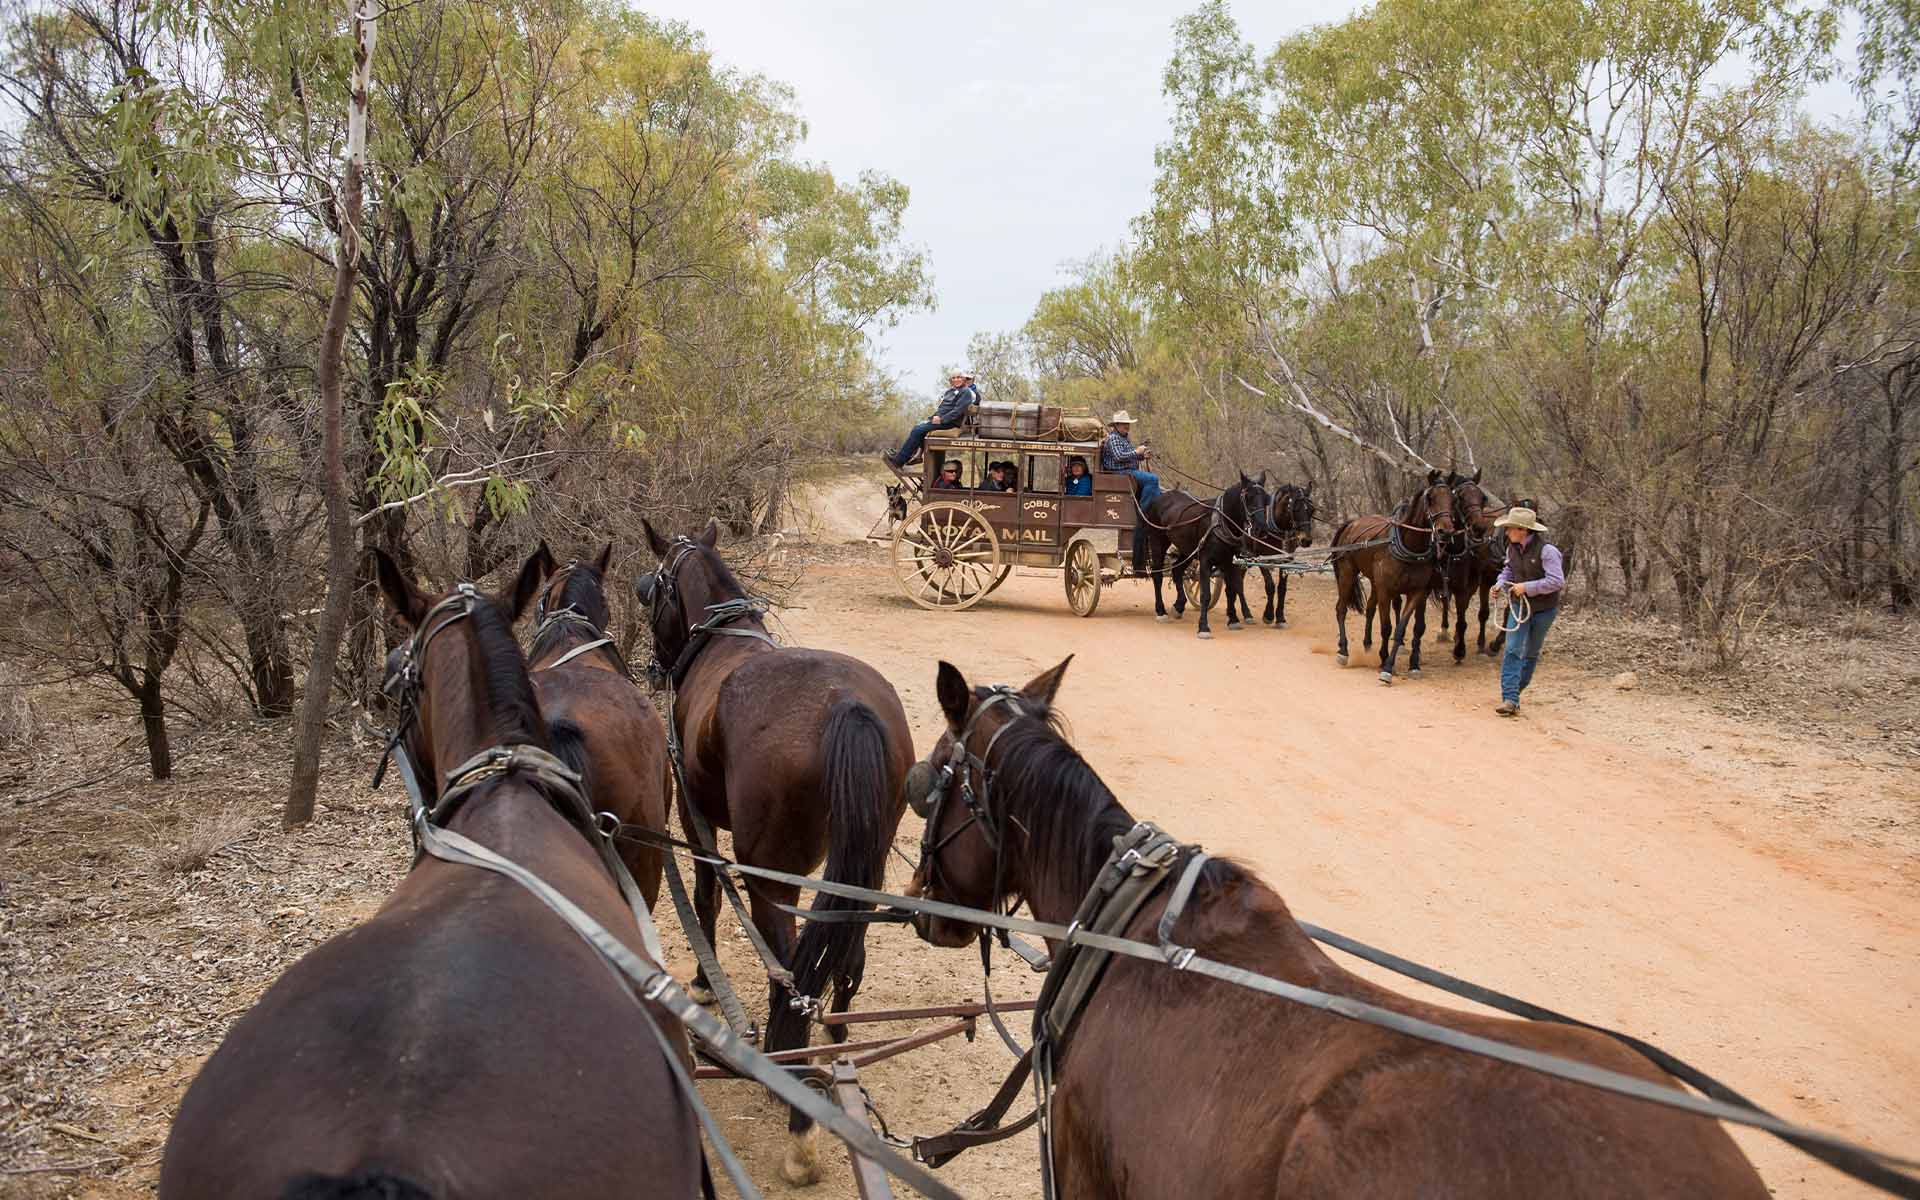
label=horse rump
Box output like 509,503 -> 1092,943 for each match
283,1172 -> 432,1200
763,698 -> 893,1057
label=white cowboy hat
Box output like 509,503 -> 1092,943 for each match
1108,410 -> 1136,425
1493,506 -> 1548,533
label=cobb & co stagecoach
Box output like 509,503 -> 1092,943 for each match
878,402 -> 1142,615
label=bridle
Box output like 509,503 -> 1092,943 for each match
371,583 -> 598,843
906,687 -> 1034,904
1261,484 -> 1316,553
531,559 -> 628,675
633,537 -> 773,691
373,583 -> 483,803
1389,482 -> 1462,564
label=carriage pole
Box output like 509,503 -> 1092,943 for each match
834,1058 -> 896,1200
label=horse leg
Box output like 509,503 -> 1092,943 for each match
1382,587 -> 1417,683
741,883 -> 823,1186
1453,584 -> 1468,663
1196,560 -> 1213,638
1151,539 -> 1169,620
1172,552 -> 1189,619
1334,563 -> 1355,665
1477,582 -> 1493,655
827,940 -> 866,1045
1275,571 -> 1289,628
688,856 -> 722,1004
1409,587 -> 1430,676
1227,564 -> 1249,629
1261,567 -> 1277,624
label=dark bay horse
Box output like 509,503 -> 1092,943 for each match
1186,472 -> 1267,639
637,518 -> 913,1186
527,543 -> 672,907
1138,489 -> 1214,622
1242,478 -> 1316,629
1438,470 -> 1507,662
160,548 -> 702,1200
1330,470 -> 1460,683
909,657 -> 1770,1199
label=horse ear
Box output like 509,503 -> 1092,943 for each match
1239,470 -> 1250,486
642,518 -> 671,558
936,661 -> 971,730
1257,469 -> 1267,488
594,541 -> 613,575
1304,479 -> 1314,495
1020,655 -> 1072,711
373,549 -> 429,629
504,545 -> 549,623
698,518 -> 720,549
532,540 -> 557,578
1472,467 -> 1482,484
1427,468 -> 1443,485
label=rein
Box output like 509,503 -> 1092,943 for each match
623,819 -> 1920,1197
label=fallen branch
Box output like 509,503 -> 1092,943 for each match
354,451 -> 556,526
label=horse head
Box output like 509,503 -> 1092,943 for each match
374,544 -> 551,798
906,656 -> 1072,948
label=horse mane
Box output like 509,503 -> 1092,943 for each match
467,595 -> 549,749
990,710 -> 1241,911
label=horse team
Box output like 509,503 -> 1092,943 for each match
157,514 -> 1772,1200
1140,468 -> 1513,684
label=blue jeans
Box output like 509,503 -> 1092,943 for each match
1124,469 -> 1161,508
892,418 -> 958,464
1499,604 -> 1558,704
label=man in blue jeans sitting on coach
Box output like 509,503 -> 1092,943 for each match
1491,504 -> 1563,717
886,368 -> 979,468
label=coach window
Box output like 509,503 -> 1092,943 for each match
1025,453 -> 1061,494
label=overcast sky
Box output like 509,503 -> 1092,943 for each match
637,2 -> 1864,403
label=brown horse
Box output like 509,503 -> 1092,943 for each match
909,657 -> 1770,1199
527,543 -> 672,907
1139,489 -> 1215,622
1331,469 -> 1461,683
160,548 -> 703,1200
636,518 -> 913,1186
1439,470 -> 1508,662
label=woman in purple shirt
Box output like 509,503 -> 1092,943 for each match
1491,506 -> 1564,716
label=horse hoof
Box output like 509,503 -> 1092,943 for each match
1276,621 -> 1288,630
688,982 -> 715,1006
1378,671 -> 1394,685
1227,621 -> 1243,631
1335,654 -> 1348,666
782,1127 -> 822,1186
1155,615 -> 1170,623
1409,668 -> 1422,679
1197,631 -> 1213,640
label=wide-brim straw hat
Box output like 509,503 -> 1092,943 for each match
1108,410 -> 1136,425
951,367 -> 976,380
1494,506 -> 1548,533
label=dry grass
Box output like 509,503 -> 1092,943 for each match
0,662 -> 43,749
149,805 -> 255,875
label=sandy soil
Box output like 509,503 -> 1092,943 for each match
3,470 -> 1916,1199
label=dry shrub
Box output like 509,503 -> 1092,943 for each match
1837,609 -> 1882,642
153,806 -> 253,875
1833,656 -> 1868,699
0,662 -> 42,749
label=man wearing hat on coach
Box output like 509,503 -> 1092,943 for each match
1491,504 -> 1563,717
886,367 -> 980,468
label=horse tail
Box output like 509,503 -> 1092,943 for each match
766,698 -> 893,1055
283,1173 -> 433,1200
547,718 -> 596,808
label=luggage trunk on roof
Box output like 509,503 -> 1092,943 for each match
974,402 -> 1061,440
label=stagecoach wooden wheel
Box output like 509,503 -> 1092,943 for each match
1065,540 -> 1102,617
892,503 -> 1004,611
985,563 -> 1014,595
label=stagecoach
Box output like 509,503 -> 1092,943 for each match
877,423 -> 1147,616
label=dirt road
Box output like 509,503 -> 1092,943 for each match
729,473 -> 1920,1199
